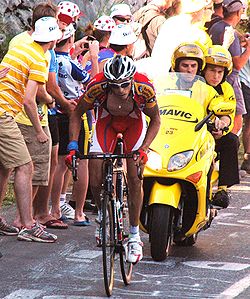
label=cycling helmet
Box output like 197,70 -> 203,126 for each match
94,16 -> 116,31
204,45 -> 233,76
104,55 -> 136,81
171,42 -> 206,73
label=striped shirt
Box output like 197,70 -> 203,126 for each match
0,41 -> 48,117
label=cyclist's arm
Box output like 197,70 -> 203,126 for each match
140,104 -> 161,151
69,97 -> 93,142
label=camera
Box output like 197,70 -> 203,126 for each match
83,36 -> 96,49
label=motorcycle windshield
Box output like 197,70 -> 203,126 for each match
148,72 -> 211,165
153,72 -> 208,112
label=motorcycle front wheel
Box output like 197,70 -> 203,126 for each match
150,204 -> 173,261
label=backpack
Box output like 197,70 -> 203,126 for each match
133,7 -> 161,60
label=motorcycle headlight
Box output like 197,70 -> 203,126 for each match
168,150 -> 193,172
147,150 -> 162,171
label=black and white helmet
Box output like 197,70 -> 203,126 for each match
104,55 -> 136,81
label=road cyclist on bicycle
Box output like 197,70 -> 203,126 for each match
66,54 -> 160,264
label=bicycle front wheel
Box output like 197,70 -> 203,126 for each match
119,193 -> 133,285
101,193 -> 115,297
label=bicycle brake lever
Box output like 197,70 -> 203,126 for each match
72,154 -> 78,181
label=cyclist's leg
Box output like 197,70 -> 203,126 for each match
123,114 -> 146,263
89,114 -> 117,211
126,160 -> 144,227
125,159 -> 144,263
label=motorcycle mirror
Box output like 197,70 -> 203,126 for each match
195,111 -> 214,132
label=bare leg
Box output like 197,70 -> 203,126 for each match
126,159 -> 143,226
242,115 -> 250,153
61,169 -> 72,197
33,145 -> 59,223
231,114 -> 243,135
14,162 -> 34,227
0,164 -> 11,209
89,159 -> 103,210
50,155 -> 68,219
73,159 -> 89,221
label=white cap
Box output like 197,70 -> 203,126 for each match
110,4 -> 132,18
94,16 -> 116,31
109,24 -> 137,45
181,0 -> 209,13
32,17 -> 62,42
61,23 -> 76,40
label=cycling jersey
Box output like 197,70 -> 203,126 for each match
82,72 -> 157,153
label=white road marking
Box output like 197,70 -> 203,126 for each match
241,204 -> 250,210
183,261 -> 250,271
66,249 -> 102,261
216,273 -> 250,299
237,220 -> 250,225
216,222 -> 249,227
3,289 -> 43,299
230,184 -> 250,191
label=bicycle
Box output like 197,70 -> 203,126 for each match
71,133 -> 140,297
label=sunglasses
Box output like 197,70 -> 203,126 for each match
108,80 -> 131,89
113,16 -> 132,23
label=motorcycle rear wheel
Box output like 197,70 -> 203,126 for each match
150,204 -> 173,261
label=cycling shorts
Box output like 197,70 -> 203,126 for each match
90,110 -> 147,153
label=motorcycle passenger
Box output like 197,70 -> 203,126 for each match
202,45 -> 238,208
66,55 -> 161,264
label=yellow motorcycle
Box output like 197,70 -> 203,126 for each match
140,73 -> 234,261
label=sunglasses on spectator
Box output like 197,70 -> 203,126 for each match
113,16 -> 132,23
108,80 -> 131,89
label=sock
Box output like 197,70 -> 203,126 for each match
218,185 -> 227,192
60,193 -> 66,205
97,210 -> 102,223
129,225 -> 139,238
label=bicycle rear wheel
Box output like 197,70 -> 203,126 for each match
101,193 -> 115,297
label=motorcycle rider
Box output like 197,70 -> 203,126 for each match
202,45 -> 238,208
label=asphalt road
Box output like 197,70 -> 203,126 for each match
0,173 -> 250,299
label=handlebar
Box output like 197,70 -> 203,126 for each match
71,151 -> 143,181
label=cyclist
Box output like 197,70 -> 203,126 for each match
202,45 -> 238,208
66,55 -> 161,264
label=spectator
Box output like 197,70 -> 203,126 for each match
8,1 -> 71,229
110,3 -> 133,24
239,21 -> 250,173
140,0 -> 211,78
209,0 -> 250,135
50,23 -> 99,225
0,16 -> 62,242
80,15 -> 116,72
205,0 -> 224,31
202,45 -> 239,208
133,0 -> 181,59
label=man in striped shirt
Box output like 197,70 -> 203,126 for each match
0,17 -> 62,243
